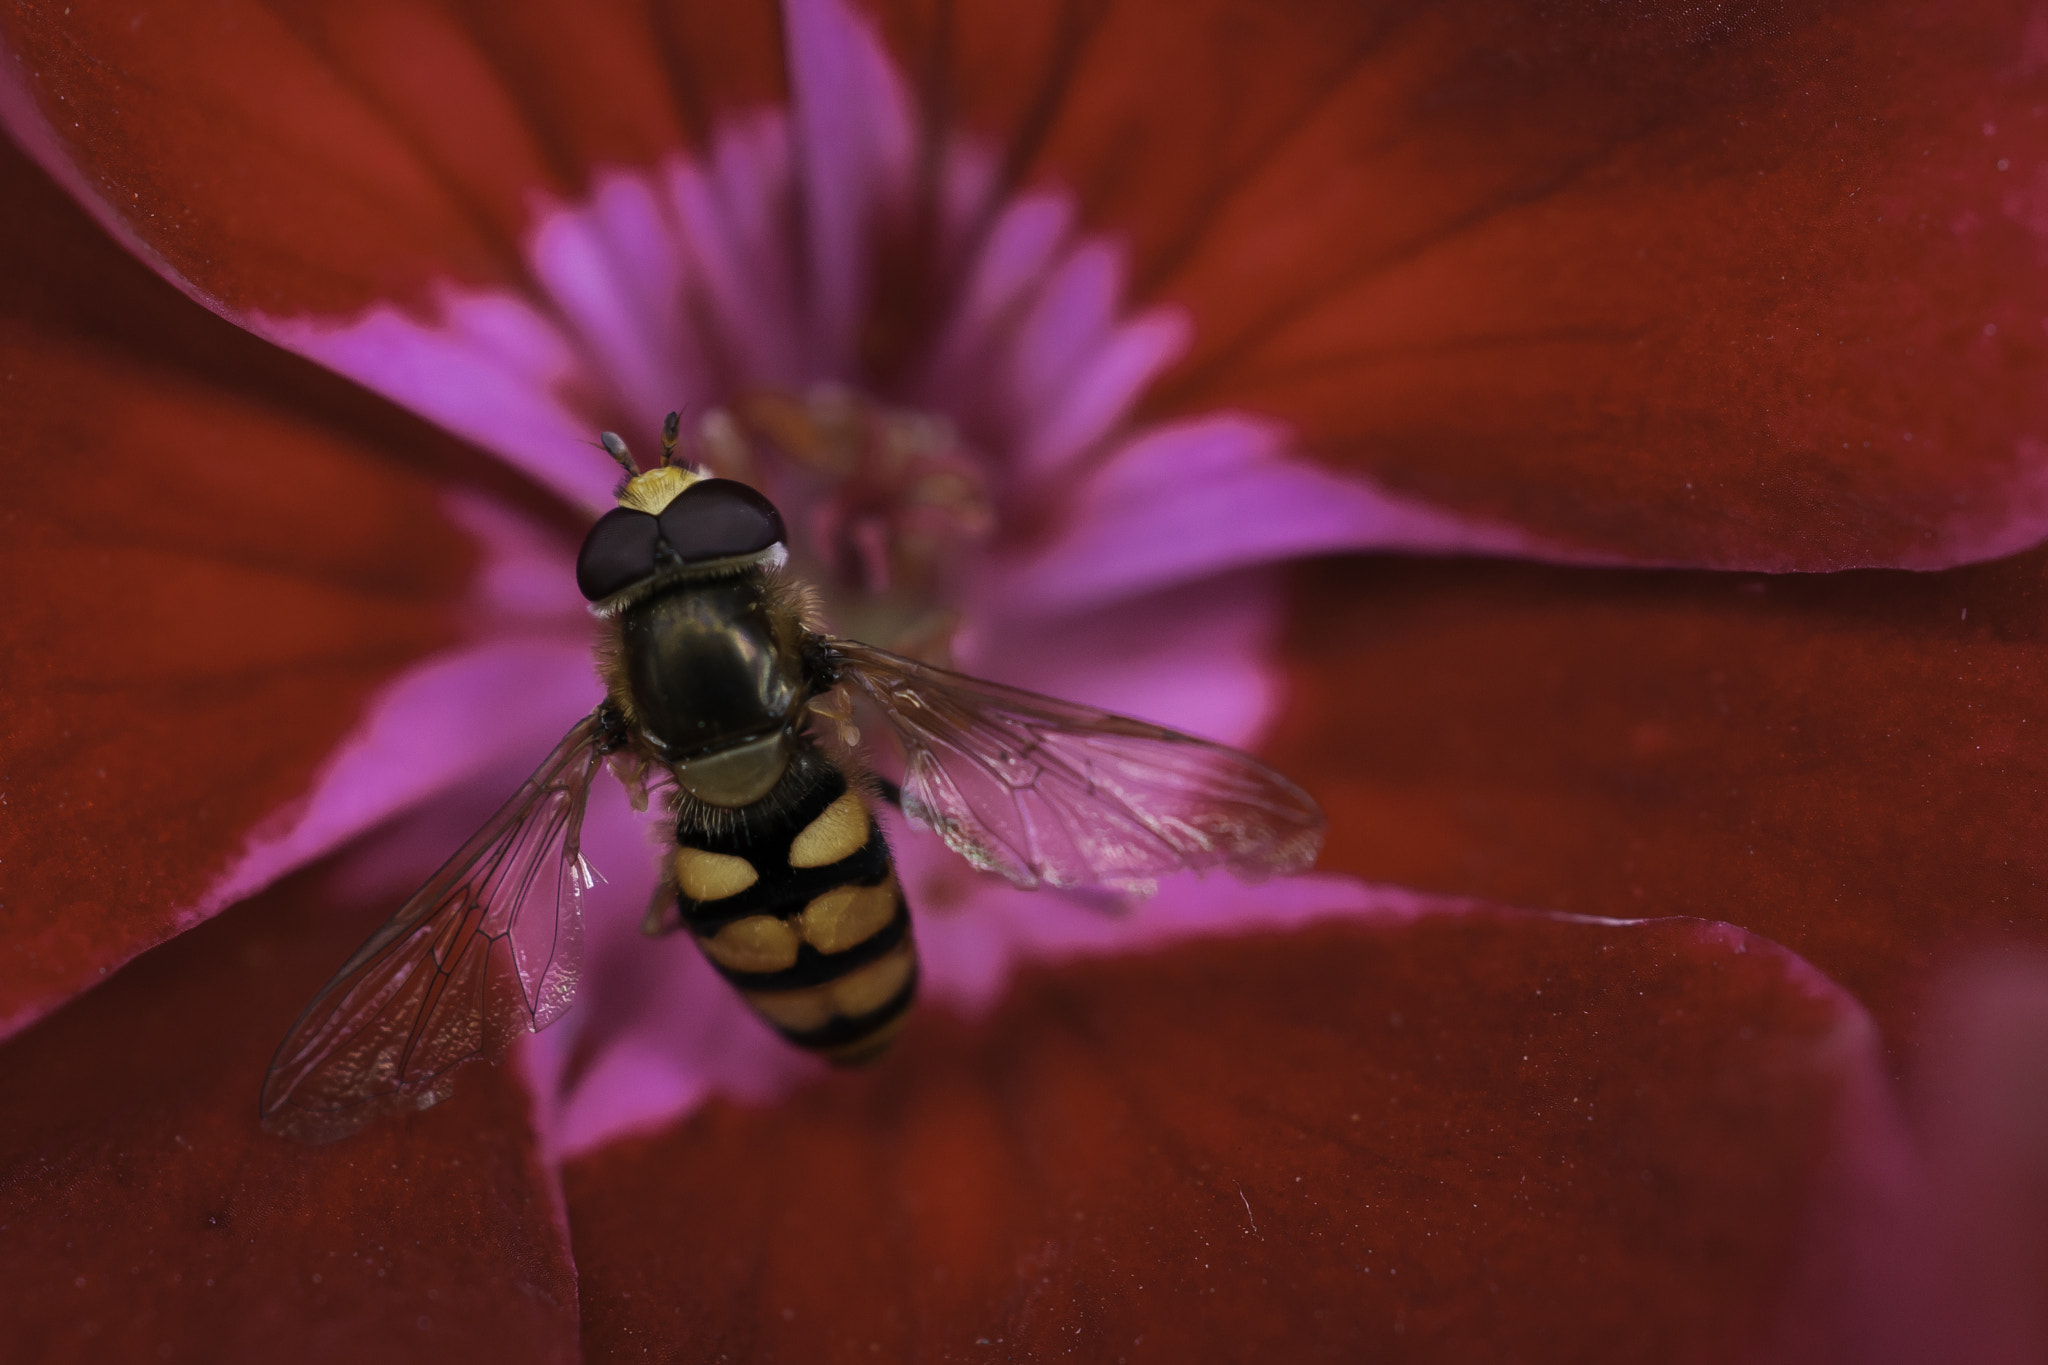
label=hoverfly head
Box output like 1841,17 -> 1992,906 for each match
576,434 -> 789,606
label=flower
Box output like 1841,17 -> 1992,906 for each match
3,1 -> 2047,1360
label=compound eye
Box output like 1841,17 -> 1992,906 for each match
656,479 -> 787,562
576,507 -> 662,600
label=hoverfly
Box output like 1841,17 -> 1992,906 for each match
261,413 -> 1324,1142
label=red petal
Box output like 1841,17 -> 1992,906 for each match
1902,956 -> 2048,1362
0,860 -> 578,1362
0,137 -> 481,1034
869,1 -> 2048,569
0,0 -> 784,317
18,3 -> 2047,569
564,913 -> 1882,1361
1268,551 -> 2048,1045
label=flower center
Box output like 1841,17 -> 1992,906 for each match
690,387 -> 994,662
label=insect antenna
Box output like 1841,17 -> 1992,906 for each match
598,430 -> 640,478
660,410 -> 682,466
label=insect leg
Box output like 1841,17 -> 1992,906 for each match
641,868 -> 678,937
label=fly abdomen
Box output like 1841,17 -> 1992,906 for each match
672,750 -> 917,1063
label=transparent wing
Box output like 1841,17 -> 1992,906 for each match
261,713 -> 608,1143
831,639 -> 1324,892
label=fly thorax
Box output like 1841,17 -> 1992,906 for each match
619,577 -> 803,804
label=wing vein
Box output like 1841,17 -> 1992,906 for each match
834,638 -> 1324,894
261,712 -> 610,1143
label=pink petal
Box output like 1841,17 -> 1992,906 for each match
214,0 -> 1501,575
984,413 -> 1554,616
959,571 -> 1286,749
202,635 -> 599,917
785,0 -> 916,374
266,294 -> 614,512
203,492 -> 596,917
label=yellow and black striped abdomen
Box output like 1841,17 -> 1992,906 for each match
672,754 -> 916,1063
